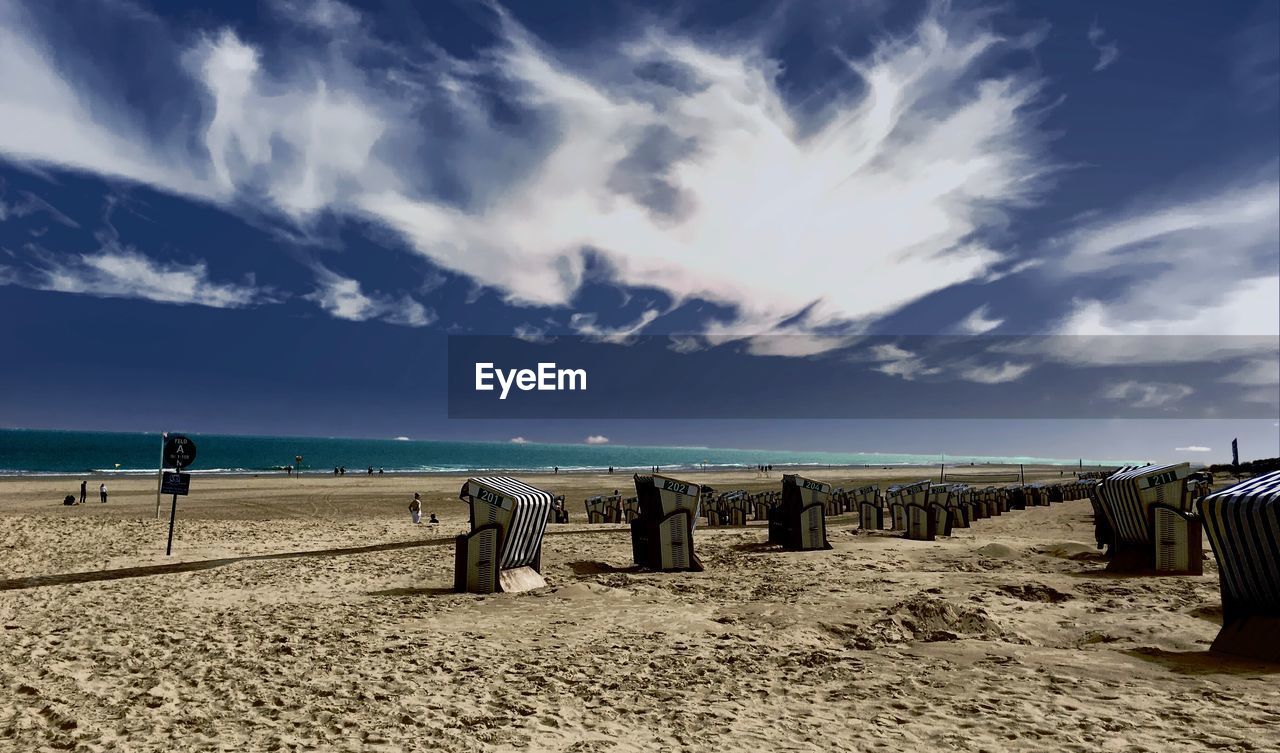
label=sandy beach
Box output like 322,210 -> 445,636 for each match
1,468 -> 1276,752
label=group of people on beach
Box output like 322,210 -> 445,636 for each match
64,480 -> 107,505
408,492 -> 438,525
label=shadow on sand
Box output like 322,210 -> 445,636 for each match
566,560 -> 639,576
0,526 -> 638,592
367,586 -> 457,597
1124,646 -> 1280,675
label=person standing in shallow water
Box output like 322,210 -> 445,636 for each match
409,493 -> 422,524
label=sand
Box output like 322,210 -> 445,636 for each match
1,468 -> 1277,752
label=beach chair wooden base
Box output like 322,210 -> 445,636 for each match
890,503 -> 907,531
859,502 -> 883,531
768,503 -> 831,551
1152,505 -> 1203,576
905,504 -> 936,541
454,526 -> 500,593
498,566 -> 547,594
631,510 -> 703,572
1104,541 -> 1152,573
1210,615 -> 1280,663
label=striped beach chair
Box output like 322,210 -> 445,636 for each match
455,477 -> 553,594
1198,472 -> 1280,661
769,474 -> 833,551
1097,463 -> 1202,574
631,474 -> 706,571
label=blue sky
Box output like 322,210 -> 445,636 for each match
0,0 -> 1277,462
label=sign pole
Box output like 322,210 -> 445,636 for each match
166,492 -> 179,556
155,431 -> 167,519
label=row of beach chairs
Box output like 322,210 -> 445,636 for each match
452,468 -> 1278,662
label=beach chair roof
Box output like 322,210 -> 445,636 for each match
1203,471 -> 1280,503
1107,462 -> 1187,483
460,476 -> 555,508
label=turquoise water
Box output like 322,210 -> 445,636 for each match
0,429 -> 1133,475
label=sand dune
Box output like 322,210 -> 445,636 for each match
1,470 -> 1276,752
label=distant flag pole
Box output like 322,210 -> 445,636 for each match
155,432 -> 167,519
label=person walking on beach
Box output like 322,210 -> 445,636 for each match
409,493 -> 422,524
79,479 -> 87,505
99,483 -> 107,504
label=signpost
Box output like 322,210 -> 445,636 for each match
161,471 -> 191,496
156,435 -> 198,556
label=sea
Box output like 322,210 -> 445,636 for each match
0,429 -> 1136,476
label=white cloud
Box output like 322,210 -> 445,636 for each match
1087,21 -> 1120,72
1049,177 -> 1279,340
513,324 -> 553,343
570,309 -> 660,344
1101,381 -> 1194,409
1175,445 -> 1212,452
584,435 -> 609,445
17,247 -> 267,308
0,190 -> 80,228
957,361 -> 1032,384
868,343 -> 941,381
1221,357 -> 1280,387
956,304 -> 1003,335
193,29 -> 391,217
0,3 -> 1055,342
304,265 -> 435,327
509,437 -> 530,444
0,3 -> 213,198
270,0 -> 362,31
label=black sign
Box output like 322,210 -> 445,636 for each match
161,471 -> 191,496
163,435 -> 198,469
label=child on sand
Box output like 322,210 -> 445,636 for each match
409,493 -> 422,524
428,513 -> 439,525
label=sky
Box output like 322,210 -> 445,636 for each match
0,0 -> 1277,462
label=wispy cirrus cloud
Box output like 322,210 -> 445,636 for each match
1102,381 -> 1194,409
1087,20 -> 1120,72
1047,175 -> 1278,337
956,304 -> 1003,335
12,247 -> 269,308
304,265 -> 435,327
0,1 -> 1055,347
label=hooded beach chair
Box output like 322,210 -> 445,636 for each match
622,495 -> 641,523
769,474 -> 833,551
887,481 -> 933,540
584,495 -> 609,523
926,484 -> 955,535
1096,463 -> 1202,574
854,485 -> 883,530
455,477 -> 553,594
631,474 -> 706,571
1197,472 -> 1280,661
724,492 -> 752,526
